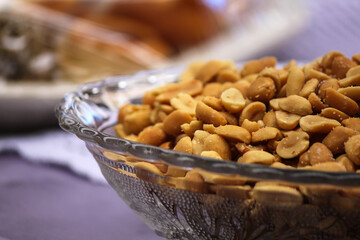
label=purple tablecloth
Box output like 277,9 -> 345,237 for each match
0,154 -> 160,240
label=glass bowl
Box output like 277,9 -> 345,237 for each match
56,67 -> 360,240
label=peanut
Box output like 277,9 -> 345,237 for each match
240,57 -> 277,77
345,135 -> 360,165
201,151 -> 223,160
181,120 -> 203,137
122,107 -> 152,135
170,93 -> 197,115
201,96 -> 223,111
174,136 -> 193,154
308,162 -> 346,172
352,54 -> 360,64
322,126 -> 357,154
322,51 -> 344,69
163,110 -> 193,136
192,130 -> 211,155
299,78 -> 319,98
241,119 -> 260,133
263,111 -> 279,128
214,125 -> 251,144
346,65 -> 360,77
246,77 -> 276,103
279,95 -> 312,116
196,101 -> 227,127
202,82 -> 223,97
138,125 -> 167,146
338,86 -> 360,102
216,69 -> 240,83
239,101 -> 266,125
258,68 -> 282,91
308,92 -> 326,113
276,131 -> 309,159
203,124 -> 216,134
215,185 -> 252,199
203,134 -> 231,160
275,110 -> 301,130
286,66 -> 305,96
195,60 -> 234,83
317,79 -> 339,100
305,69 -> 329,81
338,74 -> 360,87
155,80 -> 203,103
300,115 -> 340,133
320,108 -> 349,122
219,112 -> 238,125
238,150 -> 275,165
331,55 -> 356,79
269,98 -> 283,110
231,80 -> 250,96
253,183 -> 303,205
324,88 -> 359,116
179,61 -> 204,82
342,118 -> 360,132
220,88 -> 246,113
308,143 -> 334,165
336,154 -> 355,172
252,127 -> 282,143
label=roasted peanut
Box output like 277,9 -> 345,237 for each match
196,101 -> 227,127
219,112 -> 238,125
269,98 -> 282,110
246,77 -> 276,102
203,134 -> 231,160
215,185 -> 252,199
338,86 -> 360,102
317,79 -> 339,100
216,69 -> 240,83
201,151 -> 223,160
347,65 -> 360,77
271,162 -> 294,169
276,131 -> 309,159
203,124 -> 216,134
278,95 -> 312,116
308,92 -> 326,113
320,108 -> 349,122
275,111 -> 300,130
324,88 -> 359,116
253,183 -> 303,205
181,120 -> 203,137
252,127 -> 282,143
163,110 -> 193,136
240,57 -> 277,77
176,170 -> 206,192
174,136 -> 193,154
179,61 -> 204,82
235,142 -> 267,155
154,80 -> 203,103
263,111 -> 279,128
195,60 -> 235,83
214,125 -> 251,144
170,93 -> 197,115
202,82 -> 223,97
159,141 -> 172,149
241,119 -> 260,133
258,68 -> 282,91
300,115 -> 340,133
353,54 -> 360,64
134,162 -> 163,176
122,106 -> 152,135
231,80 -> 250,96
195,169 -> 246,185
322,126 -> 357,154
305,69 -> 329,81
277,84 -> 287,98
238,150 -> 275,165
138,125 -> 167,146
336,154 -> 355,172
322,51 -> 344,69
308,162 -> 346,172
298,151 -> 310,167
286,66 -> 305,96
338,74 -> 360,87
239,101 -> 266,125
308,143 -> 334,165
342,118 -> 360,132
331,55 -> 356,79
114,124 -> 127,138
201,96 -> 223,111
299,78 -> 319,98
220,88 -> 246,113
345,135 -> 360,165
192,130 -> 211,155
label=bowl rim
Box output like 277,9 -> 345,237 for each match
56,66 -> 360,187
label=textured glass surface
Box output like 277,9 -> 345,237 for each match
57,67 -> 360,240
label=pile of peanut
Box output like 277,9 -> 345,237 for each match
115,51 -> 360,173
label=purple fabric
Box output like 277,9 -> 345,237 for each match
0,154 -> 160,240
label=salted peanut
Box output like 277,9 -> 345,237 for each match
336,154 -> 355,172
253,183 -> 303,205
338,74 -> 360,87
278,69 -> 289,86
299,115 -> 340,133
317,79 -> 340,99
195,60 -> 234,83
142,91 -> 156,106
322,126 -> 357,154
271,162 -> 294,169
284,59 -> 296,70
179,61 -> 204,82
308,162 -> 346,172
332,55 -> 356,79
170,93 -> 197,115
192,130 -> 211,155
201,151 -> 223,160
278,95 -> 312,116
269,98 -> 283,110
163,110 -> 193,136
276,84 -> 287,98
214,125 -> 251,144
123,108 -> 152,135
342,118 -> 360,132
114,124 -> 127,138
241,119 -> 260,133
202,124 -> 215,133
263,111 -> 278,128
266,139 -> 279,152
196,101 -> 227,127
203,134 -> 231,160
320,108 -> 349,122
176,170 -> 206,193
160,105 -> 173,114
275,111 -> 300,130
299,78 -> 319,98
308,143 -> 334,165
220,88 -> 246,113
345,135 -> 360,165
202,82 -> 223,97
240,57 -> 277,77
338,86 -> 360,102
286,66 -> 305,96
201,96 -> 223,111
231,80 -> 250,97
159,141 -> 172,149
353,54 -> 360,64
181,120 -> 202,137
308,92 -> 326,113
118,104 -> 150,123
298,151 -> 310,167
305,69 -> 329,81
124,134 -> 138,141
324,88 -> 359,116
165,165 -> 188,177
276,131 -> 309,159
242,73 -> 258,83
239,101 -> 266,125
258,68 -> 282,91
246,77 -> 276,103
219,112 -> 238,125
174,136 -> 193,154
238,150 -> 275,165
155,80 -> 203,103
195,169 -> 246,185
347,65 -> 360,77
138,125 -> 167,146
235,142 -> 267,155
134,162 -> 163,176
252,127 -> 282,143
322,51 -> 344,69
216,69 -> 240,83
216,185 -> 252,199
